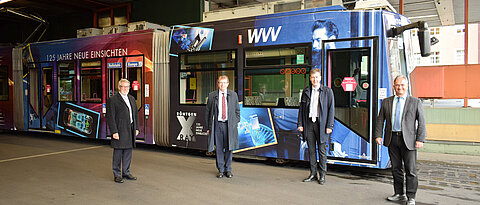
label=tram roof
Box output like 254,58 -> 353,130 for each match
1,0 -> 479,27
207,0 -> 479,27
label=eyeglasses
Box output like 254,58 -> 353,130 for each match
119,85 -> 130,88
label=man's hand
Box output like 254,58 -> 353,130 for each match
375,138 -> 383,145
298,127 -> 303,132
136,130 -> 139,136
113,133 -> 119,140
415,141 -> 424,148
206,130 -> 209,135
326,128 -> 333,134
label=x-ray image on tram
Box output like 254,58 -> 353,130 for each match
170,26 -> 213,52
57,102 -> 100,138
63,108 -> 93,135
237,106 -> 277,152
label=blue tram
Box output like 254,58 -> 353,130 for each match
168,6 -> 430,168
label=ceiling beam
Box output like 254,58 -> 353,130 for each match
403,0 -> 434,6
404,8 -> 437,14
435,0 -> 455,25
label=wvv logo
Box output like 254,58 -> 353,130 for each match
248,26 -> 282,43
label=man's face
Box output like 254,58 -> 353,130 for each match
310,72 -> 321,87
312,27 -> 336,51
217,78 -> 229,92
118,82 -> 130,95
393,78 -> 409,97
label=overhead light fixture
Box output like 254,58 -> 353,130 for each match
0,0 -> 13,4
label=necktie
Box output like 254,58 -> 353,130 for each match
222,93 -> 226,120
393,97 -> 402,131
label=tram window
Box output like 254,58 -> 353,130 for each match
28,66 -> 39,115
245,46 -> 309,67
244,68 -> 307,107
127,64 -> 142,110
80,60 -> 102,103
58,61 -> 76,102
180,50 -> 235,70
179,71 -> 235,105
0,66 -> 8,101
179,50 -> 237,105
388,34 -> 408,79
42,67 -> 53,116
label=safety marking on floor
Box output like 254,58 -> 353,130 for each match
0,146 -> 103,163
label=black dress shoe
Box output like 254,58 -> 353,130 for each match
123,174 -> 137,180
318,175 -> 326,185
217,172 -> 224,178
302,175 -> 318,182
225,171 -> 233,178
387,194 -> 407,201
114,177 -> 124,183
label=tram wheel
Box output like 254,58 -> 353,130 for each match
275,158 -> 287,165
205,151 -> 214,156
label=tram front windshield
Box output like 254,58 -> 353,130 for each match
388,32 -> 413,83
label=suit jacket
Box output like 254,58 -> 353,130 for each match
205,89 -> 240,152
297,85 -> 335,143
375,95 -> 426,150
106,93 -> 140,149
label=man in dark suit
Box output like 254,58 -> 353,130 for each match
205,75 -> 240,178
297,68 -> 335,185
107,79 -> 140,183
375,75 -> 426,205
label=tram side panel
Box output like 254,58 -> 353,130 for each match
168,21 -> 256,154
0,47 -> 14,130
168,8 -> 415,168
21,30 -> 156,143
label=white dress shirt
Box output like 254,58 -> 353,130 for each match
120,93 -> 133,123
309,86 -> 320,122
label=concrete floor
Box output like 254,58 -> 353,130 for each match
0,132 -> 478,205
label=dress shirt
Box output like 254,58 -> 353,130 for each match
218,90 -> 228,121
120,93 -> 133,123
309,85 -> 320,122
391,95 -> 406,132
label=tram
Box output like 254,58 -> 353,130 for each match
0,5 -> 430,169
2,29 -> 171,145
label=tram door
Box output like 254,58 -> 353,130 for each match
106,55 -> 145,141
324,37 -> 377,160
26,62 -> 54,130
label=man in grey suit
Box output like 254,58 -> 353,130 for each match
107,79 -> 140,183
375,76 -> 426,205
205,75 -> 240,178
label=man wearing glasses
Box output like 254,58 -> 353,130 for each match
107,79 -> 140,183
375,76 -> 426,205
205,75 -> 240,178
